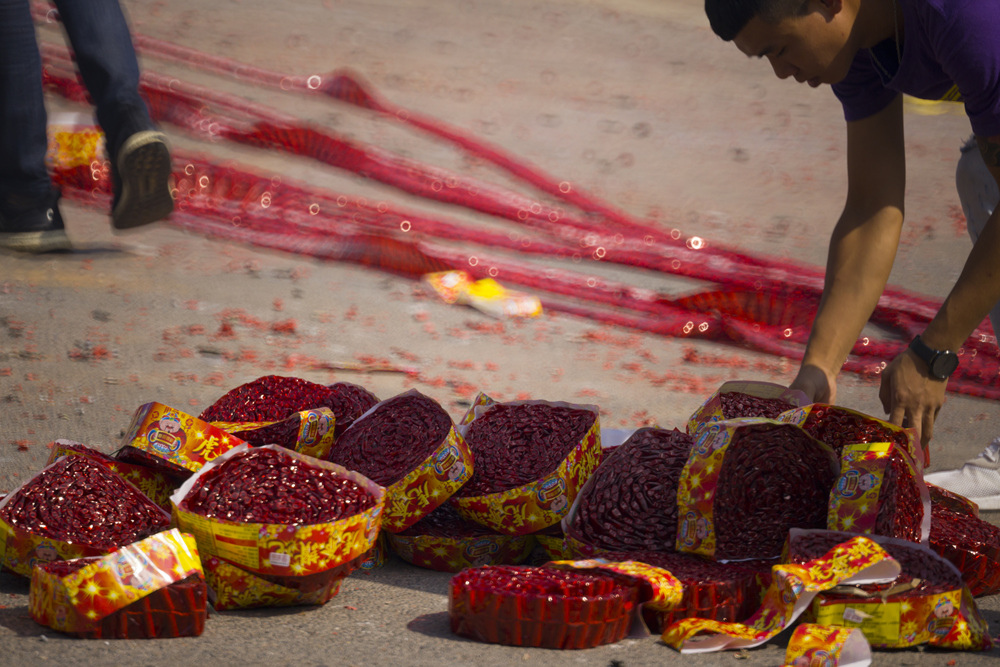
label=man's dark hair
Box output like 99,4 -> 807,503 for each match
705,0 -> 810,41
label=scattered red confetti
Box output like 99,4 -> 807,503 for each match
271,319 -> 297,334
391,347 -> 420,362
214,321 -> 236,338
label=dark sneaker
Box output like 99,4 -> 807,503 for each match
0,191 -> 72,253
111,130 -> 174,230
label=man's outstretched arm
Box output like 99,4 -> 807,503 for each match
879,131 -> 1000,447
792,96 -> 907,403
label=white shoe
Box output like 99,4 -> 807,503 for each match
925,438 -> 1000,510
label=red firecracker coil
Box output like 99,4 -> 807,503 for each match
448,565 -> 637,649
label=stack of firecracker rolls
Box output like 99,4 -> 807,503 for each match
1,375 -> 997,655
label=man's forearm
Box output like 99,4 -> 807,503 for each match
922,205 -> 1000,351
802,206 -> 904,376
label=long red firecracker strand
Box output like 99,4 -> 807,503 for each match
38,41 -> 968,338
45,46 -> 1000,379
110,33 -> 986,339
48,133 -> 1000,401
39,53 -> 1000,397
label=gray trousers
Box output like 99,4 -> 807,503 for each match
955,136 -> 1000,338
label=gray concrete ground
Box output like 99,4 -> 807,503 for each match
2,0 -> 998,664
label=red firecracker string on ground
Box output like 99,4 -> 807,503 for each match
36,18 -> 1000,400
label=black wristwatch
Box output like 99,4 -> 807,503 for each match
908,335 -> 959,380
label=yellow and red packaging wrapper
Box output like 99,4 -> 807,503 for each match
674,418 -> 837,560
534,526 -> 575,561
424,270 -> 542,319
120,402 -> 248,476
46,439 -> 179,512
378,417 -> 474,534
358,532 -> 389,571
451,395 -> 602,536
202,555 -> 345,610
559,533 -> 609,560
47,112 -> 103,170
828,442 -> 931,542
549,558 -> 683,615
686,380 -> 810,436
783,624 -> 871,667
793,530 -> 993,651
171,445 -> 384,605
29,529 -> 206,639
662,536 -> 901,653
388,530 -> 535,573
210,407 -> 337,460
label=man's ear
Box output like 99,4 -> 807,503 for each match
815,0 -> 844,17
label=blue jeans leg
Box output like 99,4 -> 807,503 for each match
0,0 -> 52,203
52,0 -> 153,159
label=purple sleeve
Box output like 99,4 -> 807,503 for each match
931,1 -> 1000,137
831,54 -> 898,123
833,0 -> 1000,136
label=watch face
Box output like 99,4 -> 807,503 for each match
931,351 -> 959,379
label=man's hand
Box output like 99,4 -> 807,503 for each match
789,363 -> 837,404
878,348 -> 946,449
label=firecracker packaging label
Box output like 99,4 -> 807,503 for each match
686,380 -> 809,436
662,536 -> 901,653
387,532 -> 534,572
171,445 -> 384,578
451,400 -> 602,536
29,529 -> 203,634
549,558 -> 684,613
784,624 -> 871,667
202,556 -> 343,611
828,442 -> 892,534
121,402 -> 248,474
47,440 -> 178,511
812,586 -> 990,650
802,532 -> 993,650
674,418 -> 735,558
0,522 -> 106,579
210,407 -> 337,460
381,424 -> 474,533
47,113 -> 102,169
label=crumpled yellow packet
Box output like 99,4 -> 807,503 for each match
662,535 -> 900,653
424,270 -> 541,318
783,624 -> 871,667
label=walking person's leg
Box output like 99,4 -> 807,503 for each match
0,0 -> 71,252
53,0 -> 174,229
